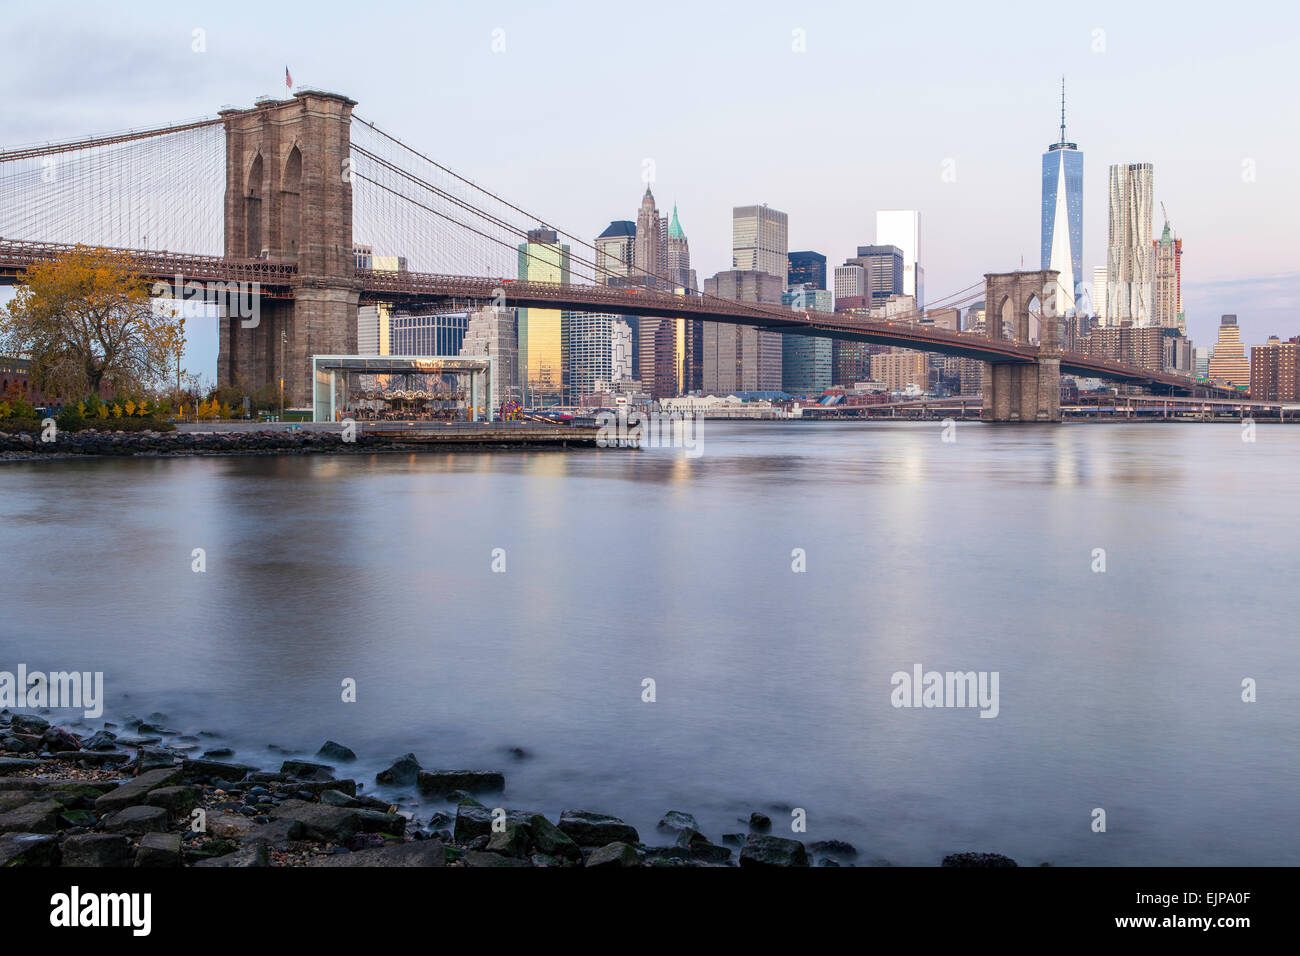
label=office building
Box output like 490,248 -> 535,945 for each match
565,311 -> 628,402
1153,219 -> 1184,331
635,189 -> 664,286
459,307 -> 521,408
833,264 -> 867,304
357,303 -> 392,356
1091,265 -> 1108,322
702,270 -> 784,393
839,245 -> 904,304
666,204 -> 695,290
595,221 -> 636,285
390,311 -> 470,357
733,204 -> 789,287
1041,81 -> 1083,313
517,228 -> 570,406
1194,347 -> 1210,380
788,250 -> 827,290
782,285 -> 832,394
1207,315 -> 1250,387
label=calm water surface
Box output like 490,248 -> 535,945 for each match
2,421 -> 1297,865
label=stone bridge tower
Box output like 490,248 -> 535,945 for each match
982,270 -> 1063,422
217,91 -> 359,408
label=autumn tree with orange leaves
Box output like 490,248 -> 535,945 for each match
0,245 -> 184,400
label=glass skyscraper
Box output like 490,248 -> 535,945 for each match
517,228 -> 570,406
788,251 -> 827,290
1041,82 -> 1083,314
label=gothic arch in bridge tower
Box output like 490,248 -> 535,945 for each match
281,145 -> 302,258
982,270 -> 1062,423
218,91 -> 359,408
244,152 -> 264,258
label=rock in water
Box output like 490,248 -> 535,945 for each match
415,770 -> 505,797
739,834 -> 810,868
656,810 -> 699,835
375,753 -> 421,787
556,810 -> 640,847
585,842 -> 640,867
317,740 -> 357,762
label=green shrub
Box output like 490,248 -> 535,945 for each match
0,418 -> 41,434
56,405 -> 85,432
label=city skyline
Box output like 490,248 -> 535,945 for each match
2,1 -> 1297,381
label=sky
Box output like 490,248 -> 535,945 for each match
3,0 -> 1298,382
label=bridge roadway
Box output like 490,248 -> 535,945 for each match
0,237 -> 1229,397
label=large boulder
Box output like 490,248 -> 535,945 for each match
375,753 -> 421,787
61,833 -> 131,866
94,767 -> 184,813
656,810 -> 699,835
485,822 -> 532,858
0,832 -> 59,866
416,770 -> 505,797
0,800 -> 63,834
280,759 -> 334,780
10,715 -> 49,735
527,813 -> 583,862
241,818 -> 304,848
180,758 -> 253,784
316,741 -> 357,762
0,757 -> 48,775
82,730 -> 118,751
556,810 -> 639,847
269,799 -> 405,844
193,844 -> 270,867
102,805 -> 169,836
144,786 -> 198,819
454,804 -> 533,843
307,839 -> 445,867
39,727 -> 82,753
739,834 -> 809,868
134,832 -> 182,867
585,842 -> 640,867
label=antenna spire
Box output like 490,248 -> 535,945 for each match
1059,76 -> 1067,144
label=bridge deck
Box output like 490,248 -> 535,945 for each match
0,237 -> 1231,397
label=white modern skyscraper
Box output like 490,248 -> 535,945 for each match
875,210 -> 923,308
1107,163 -> 1154,325
1091,265 -> 1108,323
833,264 -> 867,302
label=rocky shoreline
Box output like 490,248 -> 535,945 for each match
0,427 -> 601,460
0,709 -> 1020,868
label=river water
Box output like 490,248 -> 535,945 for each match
2,421 -> 1297,865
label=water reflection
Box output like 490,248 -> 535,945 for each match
0,422 -> 1296,865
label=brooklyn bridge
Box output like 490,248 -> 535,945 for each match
0,90 -> 1230,422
